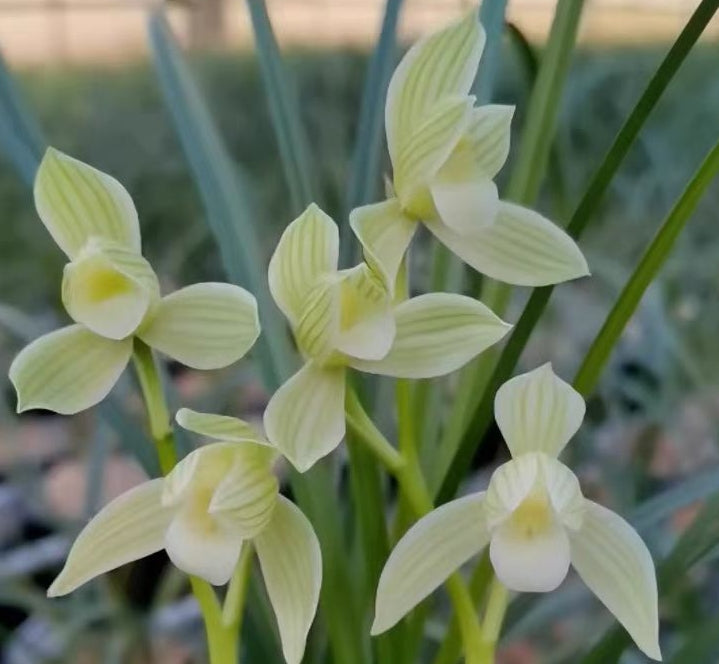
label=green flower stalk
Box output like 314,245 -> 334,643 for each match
351,10 -> 589,287
49,410 -> 322,664
373,364 -> 661,661
264,202 -> 511,472
10,148 -> 260,414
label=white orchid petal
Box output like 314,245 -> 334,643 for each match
138,283 -> 259,370
495,363 -> 586,458
254,496 -> 322,664
165,510 -> 243,586
351,293 -> 510,379
349,198 -> 417,294
386,10 -> 485,162
264,362 -> 346,472
10,325 -> 131,415
426,201 -> 589,286
62,242 -> 158,340
431,178 -> 499,235
372,493 -> 488,634
48,479 -> 169,596
268,203 -> 339,325
570,501 -> 661,661
490,519 -> 571,593
294,277 -> 342,361
465,104 -> 515,179
175,408 -> 271,446
34,148 -> 141,258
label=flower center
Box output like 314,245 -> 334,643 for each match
84,265 -> 134,303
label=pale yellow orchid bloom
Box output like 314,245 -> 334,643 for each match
10,148 -> 260,414
372,364 -> 661,661
265,203 -> 512,471
49,409 -> 321,664
351,11 -> 589,287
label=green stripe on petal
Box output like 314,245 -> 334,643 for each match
570,501 -> 661,661
351,293 -> 510,379
254,496 -> 322,664
62,240 -> 159,340
426,201 -> 590,286
268,203 -> 339,326
175,408 -> 272,446
10,325 -> 131,415
138,282 -> 260,370
372,493 -> 488,635
349,198 -> 418,294
465,104 -> 514,179
386,10 -> 485,162
394,96 -> 473,213
494,363 -> 586,459
48,479 -> 170,596
294,277 -> 342,361
263,361 -> 346,472
34,148 -> 141,259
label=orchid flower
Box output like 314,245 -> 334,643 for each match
49,408 -> 321,664
372,364 -> 661,660
351,11 -> 589,287
10,148 -> 259,415
264,203 -> 512,472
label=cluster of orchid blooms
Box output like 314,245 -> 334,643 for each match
8,10 -> 661,664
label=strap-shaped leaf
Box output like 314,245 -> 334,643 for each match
10,325 -> 132,415
34,148 -> 141,259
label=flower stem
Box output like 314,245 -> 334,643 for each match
131,338 -> 240,663
476,576 -> 509,664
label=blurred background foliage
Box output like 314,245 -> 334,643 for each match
0,1 -> 718,663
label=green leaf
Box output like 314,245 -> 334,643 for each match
147,9 -> 295,391
245,0 -> 315,214
436,0 -> 719,504
666,616 -> 719,664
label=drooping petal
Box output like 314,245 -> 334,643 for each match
268,203 -> 339,325
426,201 -> 590,286
138,283 -> 260,370
335,265 -> 395,361
209,447 -> 279,539
175,408 -> 272,447
570,501 -> 661,661
48,479 -> 170,596
430,178 -> 499,235
34,147 -> 141,259
351,293 -> 510,379
489,518 -> 571,592
385,10 -> 485,162
164,510 -> 244,586
10,325 -> 132,415
349,198 -> 418,293
394,96 -> 473,215
254,496 -> 322,664
62,241 -> 159,340
484,454 -> 585,531
494,363 -> 586,459
464,104 -> 515,179
263,362 -> 346,472
372,493 -> 488,635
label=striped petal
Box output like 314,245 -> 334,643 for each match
34,147 -> 141,259
48,479 -> 170,596
495,364 -> 586,459
62,240 -> 159,340
570,501 -> 661,661
255,496 -> 322,664
10,325 -> 131,415
464,105 -> 514,179
138,283 -> 259,370
294,277 -> 341,362
386,10 -> 484,163
349,198 -> 418,294
175,408 -> 272,447
263,362 -> 346,472
426,201 -> 590,286
268,203 -> 339,326
351,293 -> 510,379
394,96 -> 473,216
372,493 -> 488,634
